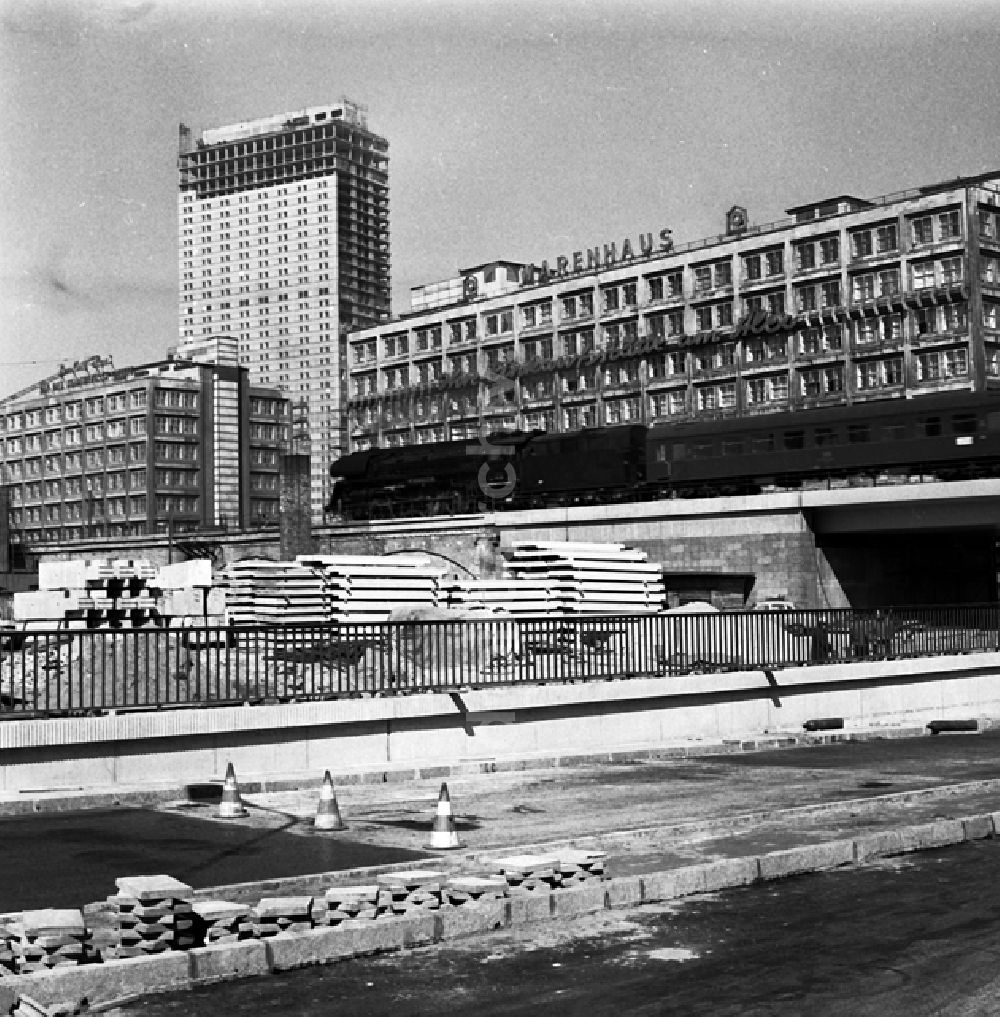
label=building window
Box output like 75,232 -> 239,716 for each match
856,356 -> 903,391
911,215 -> 933,246
938,209 -> 961,239
745,373 -> 788,406
852,230 -> 873,260
911,261 -> 935,290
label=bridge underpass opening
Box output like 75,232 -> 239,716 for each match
817,529 -> 997,608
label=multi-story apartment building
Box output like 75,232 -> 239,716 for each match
0,339 -> 289,546
178,99 -> 390,520
344,172 -> 1000,451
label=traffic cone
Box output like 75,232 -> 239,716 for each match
314,770 -> 346,831
427,782 -> 464,849
218,761 -> 248,819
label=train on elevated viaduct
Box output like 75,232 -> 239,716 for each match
327,389 -> 1000,520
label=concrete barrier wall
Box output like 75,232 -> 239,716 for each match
2,653 -> 999,793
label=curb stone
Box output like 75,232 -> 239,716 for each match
1,809 -> 996,1012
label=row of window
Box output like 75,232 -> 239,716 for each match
349,308 -> 972,398
350,348 -> 970,437
355,351 -> 969,447
352,261 -> 969,368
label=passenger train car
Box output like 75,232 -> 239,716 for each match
328,391 -> 1000,519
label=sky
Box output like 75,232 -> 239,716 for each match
1,0 -> 999,399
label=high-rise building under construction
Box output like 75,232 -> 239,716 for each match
178,99 -> 390,519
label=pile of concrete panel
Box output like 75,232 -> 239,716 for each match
217,560 -> 328,625
296,554 -> 445,624
6,911 -> 93,974
11,559 -> 215,629
312,886 -> 379,927
557,849 -> 608,885
443,875 -> 510,906
506,542 -> 666,615
438,578 -> 559,617
488,853 -> 565,894
190,901 -> 252,945
375,870 -> 447,915
105,876 -> 195,959
249,896 -> 314,938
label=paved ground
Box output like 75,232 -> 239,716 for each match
3,730 -> 1000,913
107,839 -> 1000,1017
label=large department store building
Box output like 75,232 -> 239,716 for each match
344,171 -> 1000,453
178,100 -> 390,519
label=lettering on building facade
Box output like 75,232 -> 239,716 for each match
521,228 -> 674,287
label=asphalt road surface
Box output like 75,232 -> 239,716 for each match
4,732 -> 1000,912
112,838 -> 1000,1017
0,809 -> 428,912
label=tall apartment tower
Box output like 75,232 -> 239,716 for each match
178,99 -> 390,519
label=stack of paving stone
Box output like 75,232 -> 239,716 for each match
312,885 -> 379,926
375,870 -> 448,915
442,875 -> 510,906
557,848 -> 608,885
489,853 -> 564,894
217,561 -> 328,626
105,875 -> 195,958
437,578 -> 558,617
505,542 -> 666,615
9,909 -> 93,973
249,897 -> 314,938
296,554 -> 445,624
190,900 -> 252,945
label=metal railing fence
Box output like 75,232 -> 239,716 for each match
1,605 -> 998,718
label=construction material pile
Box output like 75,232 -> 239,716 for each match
105,875 -> 196,959
375,870 -> 447,915
217,560 -> 328,625
438,578 -> 559,617
11,559 -> 216,630
506,541 -> 665,615
6,910 -> 94,974
249,897 -> 314,938
313,886 -> 379,926
557,849 -> 608,885
488,853 -> 565,894
443,875 -> 510,906
191,901 -> 251,945
296,554 -> 445,624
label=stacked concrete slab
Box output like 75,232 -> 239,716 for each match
375,870 -> 447,915
506,542 -> 666,615
250,897 -> 314,937
190,901 -> 251,945
557,849 -> 608,885
438,578 -> 559,617
296,555 -> 445,624
217,561 -> 328,626
7,911 -> 93,974
313,886 -> 379,926
488,853 -> 564,894
105,876 -> 195,959
12,559 -> 214,630
443,875 -> 510,906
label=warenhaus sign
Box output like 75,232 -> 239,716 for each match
520,228 -> 676,286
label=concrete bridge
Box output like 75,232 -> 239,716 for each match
21,478 -> 1000,610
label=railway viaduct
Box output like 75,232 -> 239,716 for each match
19,478 -> 1000,609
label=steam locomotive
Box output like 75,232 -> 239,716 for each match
327,390 -> 1000,520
